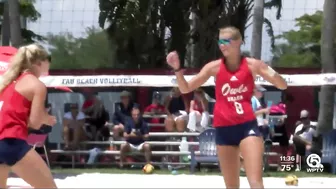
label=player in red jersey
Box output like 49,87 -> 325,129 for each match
0,44 -> 57,188
166,26 -> 287,188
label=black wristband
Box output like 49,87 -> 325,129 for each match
174,67 -> 182,72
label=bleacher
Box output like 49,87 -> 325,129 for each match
49,113 -> 289,171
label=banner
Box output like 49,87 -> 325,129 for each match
39,73 -> 336,87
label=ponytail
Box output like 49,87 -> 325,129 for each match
0,44 -> 49,93
0,47 -> 32,93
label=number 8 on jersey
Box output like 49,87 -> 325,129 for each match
234,102 -> 244,114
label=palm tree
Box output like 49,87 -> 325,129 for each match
99,0 -> 283,68
312,0 -> 336,154
8,0 -> 23,47
188,0 -> 253,67
98,0 -> 166,68
250,0 -> 282,59
187,0 -> 282,67
250,0 -> 264,59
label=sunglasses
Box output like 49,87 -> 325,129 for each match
218,38 -> 232,45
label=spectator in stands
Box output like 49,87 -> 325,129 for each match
82,93 -> 110,141
271,102 -> 289,159
164,87 -> 189,132
63,103 -> 86,149
120,106 -> 151,167
293,110 -> 317,171
144,92 -> 166,131
113,90 -> 139,141
187,88 -> 209,132
251,85 -> 270,140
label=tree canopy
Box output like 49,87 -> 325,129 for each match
47,27 -> 113,70
272,11 -> 324,68
0,0 -> 44,44
98,0 -> 282,69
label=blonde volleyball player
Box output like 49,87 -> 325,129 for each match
0,44 -> 57,188
166,26 -> 287,188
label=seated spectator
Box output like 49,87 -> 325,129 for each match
271,116 -> 289,155
113,90 -> 139,141
144,91 -> 166,131
251,85 -> 270,140
269,102 -> 289,163
120,107 -> 151,167
293,110 -> 317,171
63,103 -> 86,149
164,87 -> 189,132
187,88 -> 209,132
82,93 -> 110,141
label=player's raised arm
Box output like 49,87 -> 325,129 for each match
253,59 -> 287,90
166,51 -> 213,94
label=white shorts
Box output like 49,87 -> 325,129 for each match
129,143 -> 145,151
173,111 -> 188,121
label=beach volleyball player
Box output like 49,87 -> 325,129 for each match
166,26 -> 287,188
0,44 -> 57,188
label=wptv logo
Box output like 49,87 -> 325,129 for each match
306,153 -> 324,172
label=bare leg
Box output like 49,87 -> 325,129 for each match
120,143 -> 130,167
0,164 -> 9,188
141,143 -> 151,163
217,145 -> 240,188
164,116 -> 175,132
11,149 -> 57,188
73,126 -> 86,148
63,126 -> 70,148
240,136 -> 264,189
175,118 -> 186,132
164,116 -> 175,161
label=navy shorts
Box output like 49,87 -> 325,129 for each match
215,120 -> 262,146
0,138 -> 32,166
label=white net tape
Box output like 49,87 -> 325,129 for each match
40,74 -> 336,87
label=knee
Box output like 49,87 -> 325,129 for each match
248,179 -> 264,188
63,126 -> 69,133
165,117 -> 174,125
113,125 -> 124,133
63,127 -> 70,138
143,143 -> 151,151
175,119 -> 186,132
175,118 -> 185,126
165,117 -> 175,131
120,143 -> 130,151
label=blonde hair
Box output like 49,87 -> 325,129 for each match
219,26 -> 242,40
0,44 -> 49,93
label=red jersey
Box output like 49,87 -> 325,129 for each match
213,58 -> 256,127
144,104 -> 165,124
192,99 -> 204,113
82,99 -> 94,109
0,73 -> 32,140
